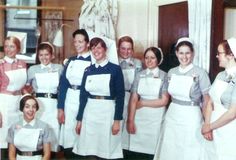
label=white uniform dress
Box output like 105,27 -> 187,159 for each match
128,67 -> 167,155
0,57 -> 27,148
7,118 -> 52,160
119,57 -> 142,149
27,63 -> 63,152
202,69 -> 236,160
73,60 -> 125,159
58,53 -> 92,149
154,64 -> 211,160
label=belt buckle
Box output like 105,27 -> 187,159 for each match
95,96 -> 104,99
71,85 -> 77,90
22,151 -> 33,156
44,93 -> 52,98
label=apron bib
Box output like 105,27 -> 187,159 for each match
129,77 -> 165,154
14,128 -> 42,160
73,74 -> 123,159
156,74 -> 203,160
35,72 -> 60,152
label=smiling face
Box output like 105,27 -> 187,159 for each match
38,49 -> 53,65
91,43 -> 107,63
144,50 -> 158,69
23,99 -> 38,123
73,34 -> 89,54
4,39 -> 20,58
118,41 -> 133,59
176,45 -> 194,68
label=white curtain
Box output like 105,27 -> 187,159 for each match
188,0 -> 212,72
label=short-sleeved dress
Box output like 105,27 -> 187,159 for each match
7,118 -> 52,160
58,53 -> 92,149
0,56 -> 27,148
119,57 -> 142,149
128,67 -> 168,155
154,64 -> 211,160
73,59 -> 125,159
27,63 -> 63,152
203,68 -> 236,160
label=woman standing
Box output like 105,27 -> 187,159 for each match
7,94 -> 51,160
155,37 -> 211,160
0,36 -> 27,158
73,37 -> 125,159
26,42 -> 63,153
117,36 -> 142,151
126,47 -> 169,159
201,37 -> 236,160
57,29 -> 92,158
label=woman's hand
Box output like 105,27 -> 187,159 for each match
201,123 -> 212,134
0,112 -> 2,128
203,131 -> 213,141
136,100 -> 143,109
112,120 -> 120,135
57,109 -> 65,124
75,121 -> 82,135
127,119 -> 136,134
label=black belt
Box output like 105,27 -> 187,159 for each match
16,149 -> 43,156
89,95 -> 114,100
35,93 -> 57,99
69,85 -> 81,90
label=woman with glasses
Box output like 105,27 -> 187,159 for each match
201,37 -> 236,160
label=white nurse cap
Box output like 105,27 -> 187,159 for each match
227,37 -> 236,58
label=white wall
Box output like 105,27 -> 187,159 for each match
224,8 -> 236,39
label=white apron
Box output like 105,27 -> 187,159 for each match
204,79 -> 236,160
129,77 -> 165,154
73,74 -> 123,159
121,68 -> 135,150
59,60 -> 90,148
0,69 -> 26,148
155,75 -> 203,160
14,128 -> 42,160
35,72 -> 59,152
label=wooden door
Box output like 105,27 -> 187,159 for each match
158,2 -> 188,72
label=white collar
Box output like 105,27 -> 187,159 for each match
23,118 -> 36,127
95,59 -> 108,68
226,66 -> 236,78
178,63 -> 193,73
146,67 -> 159,76
77,52 -> 90,58
40,63 -> 52,69
4,56 -> 17,64
119,57 -> 131,63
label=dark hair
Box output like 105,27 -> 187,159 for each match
20,95 -> 39,112
72,29 -> 89,43
118,36 -> 134,49
219,40 -> 233,56
89,37 -> 107,50
175,41 -> 194,52
144,47 -> 163,65
36,42 -> 54,64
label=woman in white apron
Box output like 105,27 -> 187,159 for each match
201,37 -> 236,160
7,94 -> 51,160
73,37 -> 125,159
126,47 -> 169,160
0,36 -> 27,159
57,29 -> 92,159
117,36 -> 143,153
26,42 -> 63,156
154,37 -> 211,160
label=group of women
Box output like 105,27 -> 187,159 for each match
0,27 -> 236,160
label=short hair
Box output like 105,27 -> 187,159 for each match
72,29 -> 89,43
118,36 -> 134,49
89,37 -> 107,50
19,95 -> 39,112
5,36 -> 21,53
144,47 -> 164,65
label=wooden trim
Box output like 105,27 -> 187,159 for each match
0,5 -> 65,10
